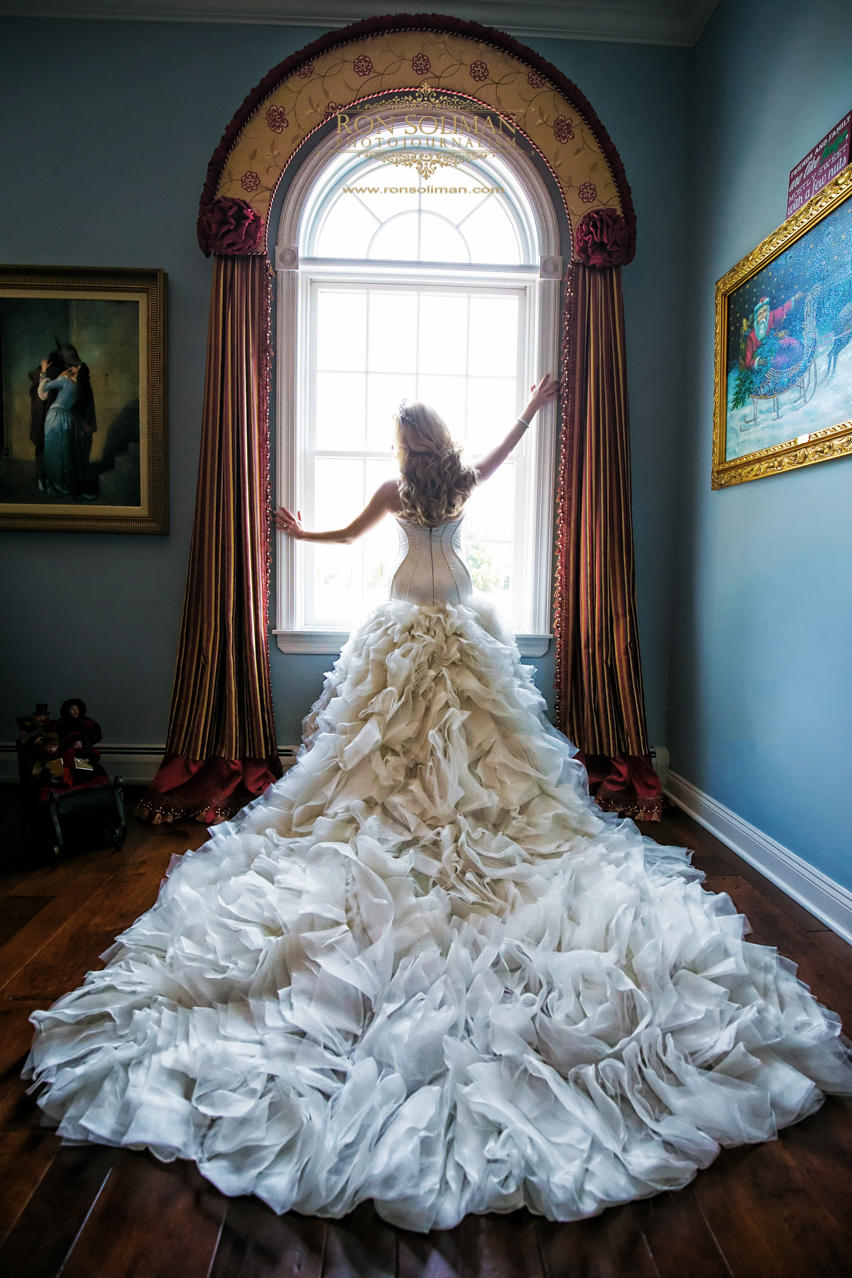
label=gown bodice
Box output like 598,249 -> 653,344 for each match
389,514 -> 473,606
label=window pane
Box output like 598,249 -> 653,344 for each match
366,374 -> 409,451
465,377 -> 519,455
418,293 -> 468,375
466,462 -> 514,541
368,212 -> 419,260
295,277 -> 533,633
368,291 -> 417,373
315,372 -> 366,450
364,466 -> 400,609
314,457 -> 364,527
351,178 -> 418,224
365,457 -> 400,495
468,295 -> 518,378
307,124 -> 533,266
465,538 -> 513,609
421,177 -> 489,225
312,543 -> 360,624
416,374 -> 467,434
288,124 -> 547,636
316,290 -> 367,372
363,535 -> 399,612
466,464 -> 514,612
418,212 -> 469,263
314,195 -> 377,258
460,197 -> 521,264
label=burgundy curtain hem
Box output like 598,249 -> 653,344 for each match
577,751 -> 663,822
595,790 -> 662,822
135,753 -> 282,826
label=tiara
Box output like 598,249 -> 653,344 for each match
398,398 -> 410,421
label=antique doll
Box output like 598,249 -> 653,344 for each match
32,733 -> 66,787
56,698 -> 102,747
21,705 -> 54,759
16,715 -> 35,742
62,731 -> 106,787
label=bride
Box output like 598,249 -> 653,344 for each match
26,380 -> 852,1232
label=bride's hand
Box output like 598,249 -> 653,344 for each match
529,373 -> 558,406
522,373 -> 559,421
275,506 -> 304,538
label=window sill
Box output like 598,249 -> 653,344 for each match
274,630 -> 551,657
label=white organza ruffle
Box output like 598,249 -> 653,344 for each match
25,601 -> 852,1232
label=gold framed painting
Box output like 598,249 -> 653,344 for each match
0,264 -> 168,532
712,165 -> 852,488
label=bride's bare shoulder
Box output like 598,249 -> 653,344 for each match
377,478 -> 403,512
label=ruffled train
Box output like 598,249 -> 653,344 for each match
25,601 -> 852,1232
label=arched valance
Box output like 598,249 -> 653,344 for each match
197,14 -> 636,266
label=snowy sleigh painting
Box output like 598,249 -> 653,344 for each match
712,166 -> 852,487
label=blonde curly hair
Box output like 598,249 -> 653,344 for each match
394,401 -> 478,526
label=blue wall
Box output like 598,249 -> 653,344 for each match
0,18 -> 318,746
0,15 -> 689,750
668,0 -> 852,886
528,38 -> 690,748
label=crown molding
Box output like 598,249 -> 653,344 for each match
0,1 -> 719,47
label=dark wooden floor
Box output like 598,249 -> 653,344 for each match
0,787 -> 851,1278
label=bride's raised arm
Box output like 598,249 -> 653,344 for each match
276,478 -> 400,544
474,374 -> 558,483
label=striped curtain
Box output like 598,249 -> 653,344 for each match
137,256 -> 281,824
554,261 -> 662,820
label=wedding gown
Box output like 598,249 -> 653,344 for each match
26,514 -> 852,1232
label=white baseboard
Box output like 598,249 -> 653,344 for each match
665,770 -> 852,945
0,744 -> 302,786
650,745 -> 670,788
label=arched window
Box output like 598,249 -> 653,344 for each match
274,115 -> 561,655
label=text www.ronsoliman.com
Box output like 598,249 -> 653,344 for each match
342,185 -> 506,195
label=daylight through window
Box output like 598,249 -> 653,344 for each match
276,119 -> 559,652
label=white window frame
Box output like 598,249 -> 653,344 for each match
274,113 -> 562,656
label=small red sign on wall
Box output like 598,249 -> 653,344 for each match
787,112 -> 851,219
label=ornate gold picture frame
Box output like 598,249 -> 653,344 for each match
0,264 -> 167,532
712,166 -> 852,488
